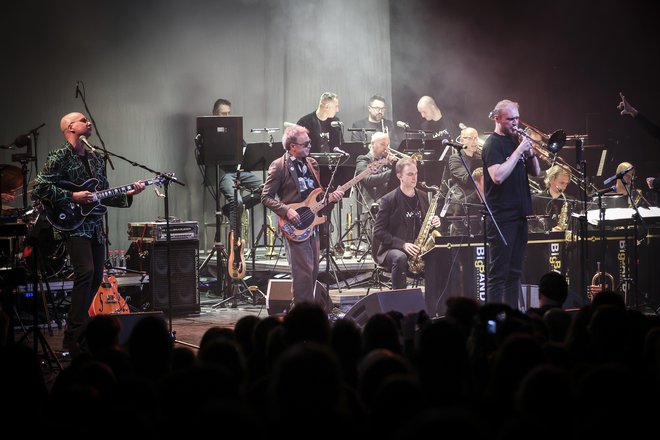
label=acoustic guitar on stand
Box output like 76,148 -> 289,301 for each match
88,272 -> 130,316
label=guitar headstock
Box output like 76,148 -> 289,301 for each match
152,173 -> 175,186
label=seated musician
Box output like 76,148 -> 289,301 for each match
355,132 -> 397,217
594,161 -> 651,209
373,157 -> 440,290
445,126 -> 484,236
531,165 -> 573,232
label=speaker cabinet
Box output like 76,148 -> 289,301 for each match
266,279 -> 292,316
126,240 -> 200,315
345,288 -> 427,327
266,279 -> 331,316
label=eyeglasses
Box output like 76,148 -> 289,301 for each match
291,140 -> 311,148
369,106 -> 385,112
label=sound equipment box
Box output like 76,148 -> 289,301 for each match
125,239 -> 200,315
265,279 -> 332,316
344,288 -> 427,327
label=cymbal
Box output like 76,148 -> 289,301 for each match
0,164 -> 23,192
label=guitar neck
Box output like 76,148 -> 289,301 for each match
308,158 -> 388,214
94,178 -> 156,201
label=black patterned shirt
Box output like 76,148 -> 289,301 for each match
32,142 -> 132,243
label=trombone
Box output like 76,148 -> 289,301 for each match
514,121 -> 590,191
387,147 -> 422,162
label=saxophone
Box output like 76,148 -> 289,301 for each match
265,213 -> 277,258
408,187 -> 442,275
555,190 -> 569,232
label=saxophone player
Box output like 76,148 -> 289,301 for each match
531,165 -> 573,232
373,157 -> 441,291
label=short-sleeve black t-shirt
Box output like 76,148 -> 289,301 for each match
482,133 -> 533,222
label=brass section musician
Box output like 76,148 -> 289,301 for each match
531,165 -> 574,232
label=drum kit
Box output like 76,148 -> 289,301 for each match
1,164 -> 70,278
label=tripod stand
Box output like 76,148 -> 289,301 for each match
18,238 -> 62,371
199,164 -> 229,298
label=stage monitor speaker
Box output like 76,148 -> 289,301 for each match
345,288 -> 427,327
116,311 -> 165,348
125,240 -> 200,315
266,279 -> 331,316
266,279 -> 292,316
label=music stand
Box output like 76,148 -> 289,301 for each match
243,142 -> 285,268
196,116 -> 243,300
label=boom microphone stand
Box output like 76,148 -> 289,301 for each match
443,140 -> 505,304
79,140 -> 184,341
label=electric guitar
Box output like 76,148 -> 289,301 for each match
41,174 -> 169,231
227,195 -> 246,280
278,157 -> 390,242
88,272 -> 130,316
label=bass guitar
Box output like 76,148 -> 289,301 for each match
41,174 -> 169,231
278,157 -> 390,242
88,272 -> 130,316
227,186 -> 246,280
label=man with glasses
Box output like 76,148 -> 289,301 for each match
351,95 -> 399,146
446,126 -> 484,236
482,100 -> 540,309
261,125 -> 344,311
32,112 -> 145,355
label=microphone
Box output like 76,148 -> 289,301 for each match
75,81 -> 81,98
441,139 -> 465,149
333,147 -> 350,156
603,166 -> 634,186
78,135 -> 96,152
330,121 -> 343,128
396,121 -> 410,129
458,122 -> 467,130
251,127 -> 281,133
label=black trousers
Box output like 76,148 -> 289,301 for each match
486,219 -> 528,309
64,236 -> 105,337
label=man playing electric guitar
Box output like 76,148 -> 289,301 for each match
32,111 -> 145,355
261,125 -> 344,310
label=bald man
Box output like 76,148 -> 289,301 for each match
416,95 -> 453,138
33,111 -> 145,355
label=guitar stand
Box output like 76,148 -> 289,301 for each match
319,224 -> 351,292
211,278 -> 258,309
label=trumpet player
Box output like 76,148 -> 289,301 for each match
482,99 -> 541,309
355,132 -> 397,210
531,165 -> 573,232
446,126 -> 484,236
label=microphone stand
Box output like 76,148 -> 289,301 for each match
319,155 -> 350,296
620,180 -> 647,308
451,146 -> 505,303
75,81 -> 116,262
82,143 -> 185,342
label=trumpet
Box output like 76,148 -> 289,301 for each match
387,148 -> 422,162
587,261 -> 614,302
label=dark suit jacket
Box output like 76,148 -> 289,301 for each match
261,151 -> 322,220
373,187 -> 431,265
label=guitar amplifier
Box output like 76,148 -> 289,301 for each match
127,221 -> 199,242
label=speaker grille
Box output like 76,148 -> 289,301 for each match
126,240 -> 200,315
